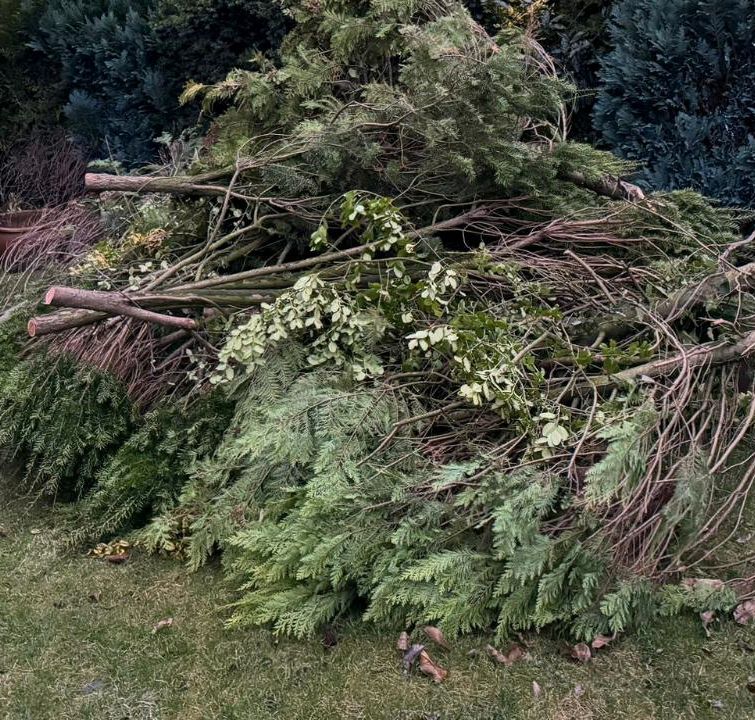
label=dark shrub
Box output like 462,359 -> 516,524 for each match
595,0 -> 755,205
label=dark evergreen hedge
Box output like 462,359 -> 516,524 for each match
595,0 -> 755,206
26,0 -> 288,165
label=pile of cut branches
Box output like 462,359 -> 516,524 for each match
8,0 -> 755,638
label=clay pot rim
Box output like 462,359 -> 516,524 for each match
0,209 -> 49,226
0,209 -> 57,234
0,226 -> 38,235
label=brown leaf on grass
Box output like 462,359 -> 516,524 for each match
151,617 -> 174,634
570,643 -> 591,663
423,626 -> 450,649
397,631 -> 410,652
591,634 -> 613,650
532,681 -> 542,699
322,624 -> 338,650
734,600 -> 755,625
104,553 -> 129,564
403,643 -> 425,669
485,644 -> 508,664
418,650 -> 449,683
81,679 -> 105,695
485,643 -> 526,666
700,610 -> 715,636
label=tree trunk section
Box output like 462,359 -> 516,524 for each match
85,172 -> 229,197
28,309 -> 108,337
44,286 -> 197,330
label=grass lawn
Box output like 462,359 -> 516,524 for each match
2,488 -> 755,720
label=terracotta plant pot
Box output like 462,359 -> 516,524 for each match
0,210 -> 49,256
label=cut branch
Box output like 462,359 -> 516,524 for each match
36,287 -> 198,333
564,171 -> 645,202
591,329 -> 755,388
28,309 -> 108,337
87,169 -> 647,205
85,172 -> 232,197
654,261 -> 755,320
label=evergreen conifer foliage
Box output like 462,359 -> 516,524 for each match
0,0 -> 62,155
150,0 -> 289,86
27,0 -> 289,165
32,0 -> 171,164
0,356 -> 135,497
594,0 -> 755,205
70,393 -> 234,544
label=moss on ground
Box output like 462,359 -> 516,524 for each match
1,488 -> 755,720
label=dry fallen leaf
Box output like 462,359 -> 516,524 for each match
485,643 -> 526,667
322,624 -> 338,650
532,681 -> 542,699
104,553 -> 129,564
403,643 -> 425,669
418,649 -> 449,683
700,610 -> 715,636
152,617 -> 174,634
397,631 -> 411,652
734,600 -> 755,625
485,644 -> 505,663
571,643 -> 592,663
423,626 -> 450,649
81,679 -> 105,695
591,634 -> 613,650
